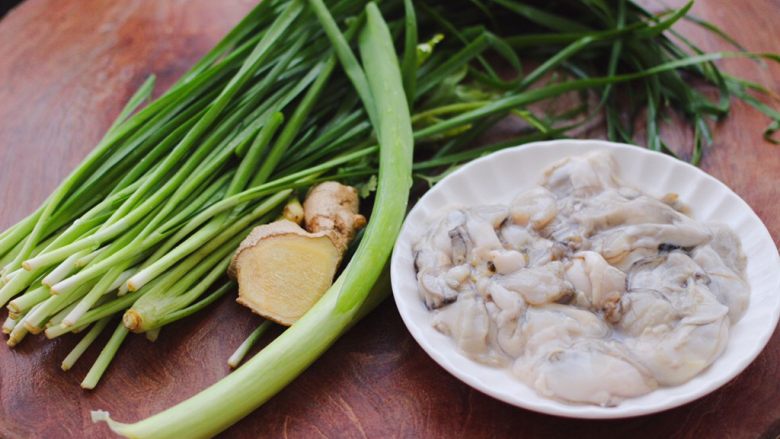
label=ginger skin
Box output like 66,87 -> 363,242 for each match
304,182 -> 366,254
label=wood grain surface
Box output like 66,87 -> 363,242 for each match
1,0 -> 779,438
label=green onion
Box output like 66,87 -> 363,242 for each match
81,322 -> 129,389
227,321 -> 273,368
61,317 -> 112,371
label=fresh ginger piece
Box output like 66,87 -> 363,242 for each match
280,197 -> 304,225
230,220 -> 340,325
230,182 -> 366,326
304,182 -> 366,253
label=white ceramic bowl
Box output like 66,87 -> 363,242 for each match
390,139 -> 780,419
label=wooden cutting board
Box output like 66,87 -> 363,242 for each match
1,0 -> 779,437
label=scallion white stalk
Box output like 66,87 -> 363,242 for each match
81,322 -> 129,389
61,317 -> 112,371
42,251 -> 84,287
2,315 -> 18,334
227,321 -> 273,368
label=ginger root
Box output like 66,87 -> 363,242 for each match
229,182 -> 366,326
280,197 -> 304,224
304,182 -> 366,252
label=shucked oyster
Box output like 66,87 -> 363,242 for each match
413,151 -> 750,406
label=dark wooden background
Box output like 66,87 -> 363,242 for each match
0,2 -> 22,19
1,0 -> 779,438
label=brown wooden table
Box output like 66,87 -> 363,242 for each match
1,0 -> 779,437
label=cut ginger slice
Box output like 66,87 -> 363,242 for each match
231,221 -> 341,326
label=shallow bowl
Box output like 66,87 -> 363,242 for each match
390,139 -> 780,419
